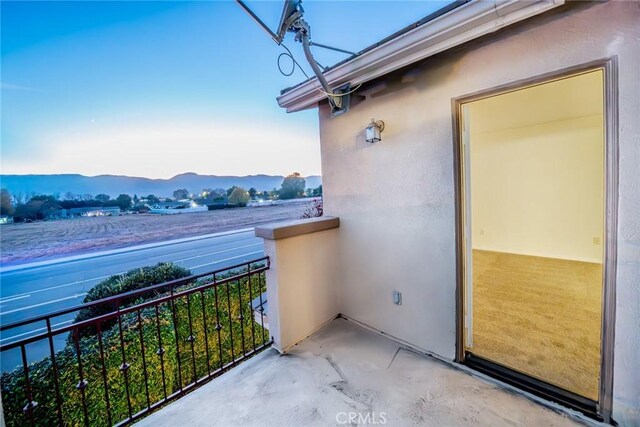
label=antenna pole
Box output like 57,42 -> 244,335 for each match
235,0 -> 281,44
300,31 -> 340,107
235,0 -> 350,115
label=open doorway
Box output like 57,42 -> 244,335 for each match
454,64 -> 617,418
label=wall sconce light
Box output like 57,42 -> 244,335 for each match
365,118 -> 385,143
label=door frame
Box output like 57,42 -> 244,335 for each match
451,58 -> 618,422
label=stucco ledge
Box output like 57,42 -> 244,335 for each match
254,216 -> 340,240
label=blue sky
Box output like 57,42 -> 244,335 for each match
1,1 -> 452,178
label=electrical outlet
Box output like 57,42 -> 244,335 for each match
393,291 -> 402,305
593,237 -> 601,245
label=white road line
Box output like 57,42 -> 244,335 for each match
172,242 -> 262,263
0,319 -> 74,343
190,250 -> 264,270
0,293 -> 87,316
0,294 -> 31,304
0,276 -> 109,302
0,242 -> 263,302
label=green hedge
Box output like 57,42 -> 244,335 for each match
1,267 -> 268,426
73,263 -> 191,340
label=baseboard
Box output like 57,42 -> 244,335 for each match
472,247 -> 603,264
278,313 -> 341,354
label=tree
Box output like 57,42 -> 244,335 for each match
145,194 -> 160,204
262,190 -> 269,200
15,199 -> 61,221
64,192 -> 78,201
14,203 -> 39,221
173,189 -> 190,200
279,172 -> 306,200
115,194 -> 132,210
82,194 -> 93,201
133,194 -> 139,205
228,187 -> 249,206
0,189 -> 15,216
313,185 -> 323,197
95,194 -> 111,203
226,186 -> 239,197
248,187 -> 257,199
13,192 -> 25,205
29,194 -> 57,203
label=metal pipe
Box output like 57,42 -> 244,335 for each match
309,41 -> 356,56
301,32 -> 339,108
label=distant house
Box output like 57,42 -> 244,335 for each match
0,215 -> 13,225
44,208 -> 67,220
149,201 -> 189,210
149,200 -> 207,215
67,206 -> 121,217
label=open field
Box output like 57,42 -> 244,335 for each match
1,201 -> 311,265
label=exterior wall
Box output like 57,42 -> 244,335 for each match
317,2 -> 639,423
262,225 -> 340,352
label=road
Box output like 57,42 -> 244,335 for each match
0,229 -> 264,372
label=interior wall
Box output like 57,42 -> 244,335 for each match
469,114 -> 604,263
317,1 -> 639,423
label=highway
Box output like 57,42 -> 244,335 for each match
0,229 -> 264,371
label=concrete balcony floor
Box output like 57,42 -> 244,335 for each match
137,318 -> 583,426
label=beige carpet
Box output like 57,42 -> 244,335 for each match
468,250 -> 602,400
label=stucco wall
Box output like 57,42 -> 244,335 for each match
263,227 -> 339,352
317,1 -> 639,423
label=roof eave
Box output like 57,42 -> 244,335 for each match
277,0 -> 565,113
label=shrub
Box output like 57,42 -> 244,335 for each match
301,199 -> 323,219
72,263 -> 191,339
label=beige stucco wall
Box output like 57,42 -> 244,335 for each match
317,1 -> 639,423
263,227 -> 339,352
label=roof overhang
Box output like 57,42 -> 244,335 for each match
277,0 -> 565,113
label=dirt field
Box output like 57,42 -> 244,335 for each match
0,202 -> 311,265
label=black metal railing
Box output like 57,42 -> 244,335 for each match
0,257 -> 271,426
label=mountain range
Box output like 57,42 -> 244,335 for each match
0,173 -> 322,198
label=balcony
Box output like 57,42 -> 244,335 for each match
0,217 -> 592,426
138,216 -> 586,426
138,317 -> 580,426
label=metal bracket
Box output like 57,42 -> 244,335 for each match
330,83 -> 351,117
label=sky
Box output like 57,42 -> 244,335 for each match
1,1 -> 453,179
